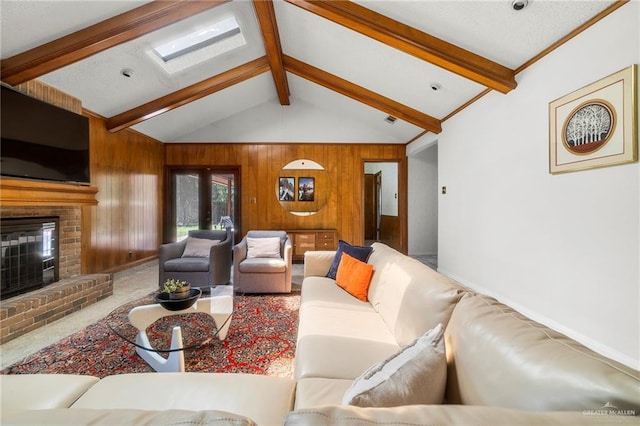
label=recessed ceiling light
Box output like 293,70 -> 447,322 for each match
120,68 -> 134,78
511,0 -> 529,11
430,82 -> 442,91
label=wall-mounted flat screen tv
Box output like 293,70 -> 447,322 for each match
1,85 -> 90,184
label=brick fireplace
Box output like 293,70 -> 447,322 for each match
0,204 -> 113,344
0,82 -> 114,344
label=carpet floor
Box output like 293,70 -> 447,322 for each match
1,292 -> 300,379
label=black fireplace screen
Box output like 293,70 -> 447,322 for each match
1,217 -> 58,300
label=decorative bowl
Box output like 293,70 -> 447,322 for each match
156,288 -> 202,311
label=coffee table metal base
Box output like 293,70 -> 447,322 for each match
128,286 -> 233,372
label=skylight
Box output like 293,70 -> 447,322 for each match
153,16 -> 242,62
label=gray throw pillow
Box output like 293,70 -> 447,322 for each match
182,237 -> 220,258
342,323 -> 446,407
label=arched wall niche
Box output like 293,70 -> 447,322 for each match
276,159 -> 330,216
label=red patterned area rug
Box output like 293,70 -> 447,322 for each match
2,293 -> 300,379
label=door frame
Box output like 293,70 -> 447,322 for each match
362,159 -> 407,253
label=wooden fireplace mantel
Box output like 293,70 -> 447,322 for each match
0,178 -> 98,206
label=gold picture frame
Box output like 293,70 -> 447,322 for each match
549,64 -> 638,174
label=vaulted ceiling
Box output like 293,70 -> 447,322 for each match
0,0 -> 625,144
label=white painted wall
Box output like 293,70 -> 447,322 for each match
438,3 -> 639,368
408,144 -> 438,255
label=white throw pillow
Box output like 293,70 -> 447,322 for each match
342,323 -> 446,407
182,237 -> 220,258
247,237 -> 281,259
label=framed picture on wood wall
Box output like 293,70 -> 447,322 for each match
548,64 -> 638,174
278,177 -> 295,201
298,177 -> 315,201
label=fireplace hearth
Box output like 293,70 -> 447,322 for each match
1,217 -> 59,300
0,205 -> 112,344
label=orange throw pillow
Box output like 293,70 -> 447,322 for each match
336,252 -> 374,302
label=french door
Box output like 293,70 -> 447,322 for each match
165,167 -> 240,243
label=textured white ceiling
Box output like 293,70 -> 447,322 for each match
0,0 -> 620,144
38,1 -> 265,116
354,0 -> 616,69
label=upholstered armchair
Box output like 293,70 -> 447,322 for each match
233,230 -> 292,294
159,228 -> 233,290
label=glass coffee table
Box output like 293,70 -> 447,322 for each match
107,285 -> 233,373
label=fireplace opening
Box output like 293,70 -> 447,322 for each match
1,216 -> 59,300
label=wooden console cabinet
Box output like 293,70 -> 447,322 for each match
287,229 -> 338,261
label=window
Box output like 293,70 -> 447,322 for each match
166,168 -> 240,243
149,16 -> 246,73
153,16 -> 242,62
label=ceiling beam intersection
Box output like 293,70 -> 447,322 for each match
253,0 -> 290,105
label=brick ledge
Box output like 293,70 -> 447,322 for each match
0,274 -> 113,344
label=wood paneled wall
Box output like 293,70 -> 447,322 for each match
165,143 -> 407,251
15,80 -> 82,114
1,80 -> 163,274
82,113 -> 164,273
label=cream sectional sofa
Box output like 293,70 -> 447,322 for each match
2,242 -> 639,425
292,243 -> 640,423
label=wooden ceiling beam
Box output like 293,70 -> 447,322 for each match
1,0 -> 230,86
285,0 -> 517,94
253,0 -> 290,105
283,55 -> 441,133
106,57 -> 271,132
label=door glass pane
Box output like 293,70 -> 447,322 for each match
211,174 -> 235,229
175,173 -> 199,240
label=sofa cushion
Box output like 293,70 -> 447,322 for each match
238,257 -> 286,273
342,324 -> 446,407
326,240 -> 372,280
300,276 -> 373,312
71,373 -> 295,426
247,237 -> 281,258
445,294 -> 640,411
164,257 -> 210,272
335,253 -> 374,301
3,408 -> 257,426
295,305 -> 398,380
182,237 -> 220,258
379,255 -> 463,347
294,378 -> 353,409
365,243 -> 411,312
295,335 -> 400,381
0,374 -> 99,415
297,305 -> 396,345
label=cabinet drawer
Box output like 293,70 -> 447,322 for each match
316,232 -> 336,250
297,234 -> 316,244
293,233 -> 315,256
287,229 -> 337,260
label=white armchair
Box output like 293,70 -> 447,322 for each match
233,231 -> 292,293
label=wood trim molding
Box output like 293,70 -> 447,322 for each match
284,55 -> 442,133
285,0 -> 516,93
106,57 -> 271,132
0,178 -> 99,207
253,0 -> 290,105
1,0 -> 229,85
